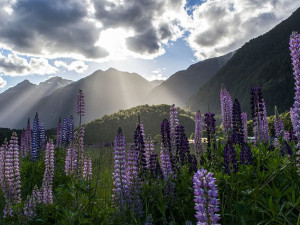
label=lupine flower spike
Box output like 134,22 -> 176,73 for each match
193,168 -> 221,225
194,110 -> 203,157
77,89 -> 85,127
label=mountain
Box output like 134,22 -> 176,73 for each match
17,68 -> 155,129
84,104 -> 195,145
150,80 -> 164,88
186,8 -> 300,115
0,77 -> 73,128
146,52 -> 234,106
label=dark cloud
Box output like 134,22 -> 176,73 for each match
126,29 -> 160,54
0,0 -> 108,59
159,23 -> 173,40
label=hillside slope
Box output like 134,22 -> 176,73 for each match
186,8 -> 300,115
84,104 -> 195,144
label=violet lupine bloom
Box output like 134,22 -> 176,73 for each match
112,127 -> 128,209
25,118 -> 32,155
69,115 -> 74,143
76,89 -> 85,127
231,98 -> 244,145
274,106 -> 284,138
126,143 -> 143,216
220,85 -> 233,136
40,123 -> 46,150
204,112 -> 216,160
241,113 -> 248,143
24,195 -> 37,219
32,185 -> 42,204
280,141 -> 293,157
240,143 -> 253,165
0,144 -> 5,189
82,157 -> 92,180
223,141 -> 238,175
62,117 -> 69,147
170,104 -> 179,154
250,87 -> 265,144
194,110 -> 203,157
31,112 -> 40,161
78,126 -> 85,174
65,145 -> 77,176
145,135 -> 154,170
42,140 -> 55,204
261,100 -> 269,143
175,124 -> 191,166
56,118 -> 63,148
134,118 -> 146,173
2,133 -> 22,218
193,168 -> 221,225
160,143 -> 175,201
289,32 -> 300,141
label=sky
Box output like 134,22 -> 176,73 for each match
0,0 -> 299,93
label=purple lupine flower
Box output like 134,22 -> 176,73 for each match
170,104 -> 179,155
274,106 -> 284,139
231,98 -> 244,145
65,145 -> 77,176
220,85 -> 233,136
62,117 -> 69,147
261,100 -> 269,143
223,141 -> 238,175
240,143 -> 253,165
144,214 -> 153,225
280,141 -> 293,157
290,107 -> 297,135
68,115 -> 74,143
284,131 -> 290,141
204,112 -> 216,160
78,126 -> 85,174
194,110 -> 203,157
42,140 -> 55,204
160,142 -> 175,201
193,168 -> 220,225
126,143 -> 143,216
2,133 -> 22,218
25,118 -> 32,156
31,112 -> 40,161
161,119 -> 172,152
32,185 -> 42,204
145,135 -> 154,170
39,123 -> 46,150
175,124 -> 191,166
134,117 -> 146,173
24,195 -> 37,219
76,89 -> 85,127
296,151 -> 300,176
241,112 -> 248,143
0,144 -> 5,189
82,157 -> 92,180
250,87 -> 265,144
112,127 -> 128,209
56,118 -> 63,148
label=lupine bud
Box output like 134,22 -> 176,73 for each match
240,143 -> 253,165
20,129 -> 26,157
25,118 -> 32,156
24,195 -> 37,219
32,112 -> 40,161
134,117 -> 146,173
175,124 -> 191,166
194,110 -> 203,157
62,117 -> 69,147
220,85 -> 233,136
69,115 -> 74,143
193,168 -> 221,225
261,100 -> 269,143
274,106 -> 284,138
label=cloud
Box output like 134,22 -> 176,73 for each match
187,0 -> 300,59
54,60 -> 88,73
145,68 -> 167,81
0,77 -> 6,88
0,0 -> 298,61
0,52 -> 57,76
